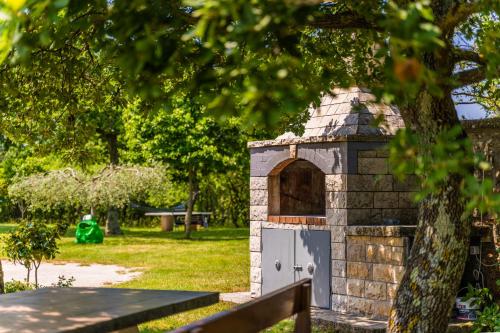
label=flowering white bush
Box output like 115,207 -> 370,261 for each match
8,165 -> 168,213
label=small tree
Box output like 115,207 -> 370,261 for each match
125,98 -> 248,237
4,221 -> 60,287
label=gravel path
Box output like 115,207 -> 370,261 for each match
2,261 -> 142,287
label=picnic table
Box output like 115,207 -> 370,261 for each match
0,287 -> 218,333
145,211 -> 212,231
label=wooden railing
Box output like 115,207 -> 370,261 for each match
170,278 -> 312,333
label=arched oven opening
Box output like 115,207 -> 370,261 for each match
268,159 -> 326,224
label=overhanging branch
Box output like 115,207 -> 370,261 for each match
308,11 -> 382,31
452,48 -> 485,65
440,2 -> 481,34
452,66 -> 487,87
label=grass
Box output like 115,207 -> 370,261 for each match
0,223 -> 328,332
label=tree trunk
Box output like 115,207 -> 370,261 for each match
104,133 -> 123,235
388,88 -> 472,331
105,207 -> 122,235
184,169 -> 198,238
0,259 -> 4,293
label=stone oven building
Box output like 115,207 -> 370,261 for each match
248,87 -> 498,317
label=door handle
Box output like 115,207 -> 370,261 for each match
293,264 -> 303,271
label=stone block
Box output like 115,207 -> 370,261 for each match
372,264 -> 405,283
347,235 -> 404,247
346,192 -> 374,208
326,209 -> 348,226
382,208 -> 418,225
399,192 -> 417,208
250,190 -> 268,206
366,244 -> 405,265
358,150 -> 377,158
365,281 -> 387,301
347,243 -> 366,261
326,192 -> 347,209
326,174 -> 347,191
332,277 -> 347,295
387,283 -> 398,300
372,301 -> 392,317
347,209 -> 382,225
250,266 -> 261,283
331,242 -> 346,260
347,262 -> 370,279
250,205 -> 267,221
250,282 -> 262,297
249,235 -> 261,252
358,158 -> 388,175
250,251 -> 261,268
348,296 -> 374,315
346,279 -> 365,297
390,247 -> 405,265
250,177 -> 268,190
331,294 -> 348,313
374,192 -> 399,208
347,175 -> 393,192
393,175 -> 419,191
375,236 -> 405,247
332,260 -> 346,277
331,226 -> 346,243
249,221 -> 261,237
376,149 -> 390,158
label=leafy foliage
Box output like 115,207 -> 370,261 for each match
3,220 -> 63,287
4,279 -> 35,294
8,166 -> 168,214
464,284 -> 500,333
389,126 -> 500,219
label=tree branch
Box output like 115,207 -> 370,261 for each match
452,48 -> 485,65
452,66 -> 487,87
440,2 -> 481,34
308,11 -> 382,31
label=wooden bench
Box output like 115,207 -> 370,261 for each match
170,278 -> 312,333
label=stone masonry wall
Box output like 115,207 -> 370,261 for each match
345,234 -> 409,317
249,141 -> 419,317
344,148 -> 418,225
249,176 -> 267,297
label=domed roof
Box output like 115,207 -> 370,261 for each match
302,87 -> 405,137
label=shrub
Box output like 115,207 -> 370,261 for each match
51,275 -> 75,288
4,280 -> 35,293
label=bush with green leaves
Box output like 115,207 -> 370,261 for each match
463,284 -> 500,333
51,275 -> 75,288
3,221 -> 62,287
4,279 -> 35,293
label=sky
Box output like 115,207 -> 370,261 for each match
456,103 -> 489,119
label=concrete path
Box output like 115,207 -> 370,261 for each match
219,291 -> 252,304
2,261 -> 142,287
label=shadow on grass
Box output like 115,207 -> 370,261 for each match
121,227 -> 249,242
1,223 -> 249,242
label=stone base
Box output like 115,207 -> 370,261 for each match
312,309 -> 474,333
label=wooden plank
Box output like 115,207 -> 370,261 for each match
171,279 -> 311,333
0,288 -> 218,333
